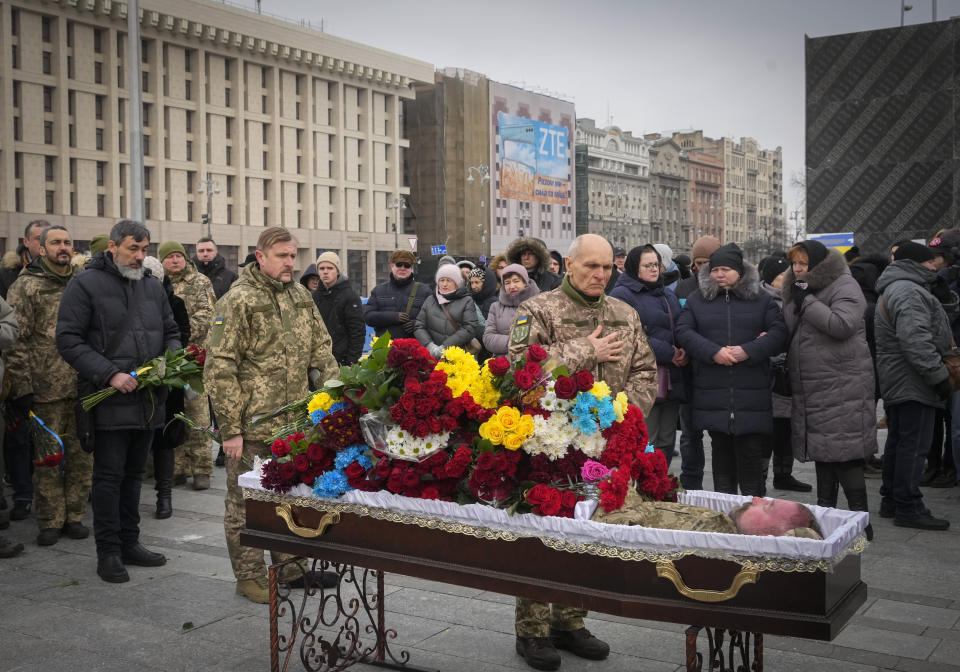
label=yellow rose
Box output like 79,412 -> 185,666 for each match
517,414 -> 535,437
496,406 -> 520,431
485,423 -> 505,445
503,432 -> 525,451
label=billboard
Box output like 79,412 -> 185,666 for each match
498,112 -> 570,205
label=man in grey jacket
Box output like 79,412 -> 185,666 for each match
875,241 -> 953,531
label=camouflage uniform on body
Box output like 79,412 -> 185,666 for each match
204,262 -> 339,581
592,489 -> 738,533
168,261 -> 216,478
509,275 -> 658,638
6,258 -> 92,530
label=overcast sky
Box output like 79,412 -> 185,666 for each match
233,0 -> 960,221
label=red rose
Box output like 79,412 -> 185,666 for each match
279,462 -> 297,480
525,483 -> 550,505
400,395 -> 417,413
526,344 -> 548,362
345,462 -> 367,479
553,376 -> 577,400
514,370 -> 535,390
574,370 -> 594,392
271,439 -> 291,458
488,357 -> 511,376
560,490 -> 578,509
306,443 -> 324,462
293,454 -> 309,472
522,361 -> 543,379
477,452 -> 495,470
300,472 -> 315,485
402,471 -> 421,488
540,491 -> 562,516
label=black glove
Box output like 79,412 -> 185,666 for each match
402,320 -> 417,335
934,378 -> 953,401
10,394 -> 33,419
930,276 -> 954,305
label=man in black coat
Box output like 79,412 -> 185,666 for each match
363,250 -> 431,338
314,251 -> 365,365
56,220 -> 181,584
194,237 -> 238,299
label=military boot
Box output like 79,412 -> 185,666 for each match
236,576 -> 270,604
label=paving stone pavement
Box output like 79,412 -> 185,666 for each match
1,433 -> 959,672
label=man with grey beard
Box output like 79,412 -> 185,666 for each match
56,220 -> 181,583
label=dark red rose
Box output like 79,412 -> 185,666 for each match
522,361 -> 543,379
560,490 -> 578,509
525,483 -> 551,505
279,462 -> 297,480
526,344 -> 548,363
300,472 -> 315,485
402,471 -> 421,488
477,452 -> 495,471
400,395 -> 417,413
488,357 -> 510,376
574,370 -> 594,392
271,439 -> 291,458
514,370 -> 535,390
293,454 -> 309,472
306,443 -> 324,462
553,376 -> 576,400
345,462 -> 367,479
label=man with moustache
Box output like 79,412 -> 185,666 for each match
7,225 -> 94,547
56,220 -> 181,583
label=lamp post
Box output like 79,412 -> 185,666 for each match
389,195 -> 406,250
466,165 -> 490,258
196,175 -> 220,239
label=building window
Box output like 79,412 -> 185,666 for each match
226,204 -> 233,224
187,201 -> 193,221
95,95 -> 104,120
144,166 -> 151,189
262,151 -> 268,170
143,135 -> 150,156
186,112 -> 192,133
96,128 -> 103,150
11,45 -> 19,70
184,51 -> 192,73
43,87 -> 53,113
185,80 -> 191,101
97,194 -> 105,217
97,161 -> 105,186
262,181 -> 269,200
142,71 -> 149,93
42,51 -> 52,75
186,140 -> 192,161
224,61 -> 231,80
225,146 -> 232,165
46,190 -> 55,214
262,95 -> 267,114
94,29 -> 102,54
263,207 -> 269,224
261,67 -> 268,88
11,8 -> 19,36
225,119 -> 232,139
95,62 -> 103,84
42,16 -> 52,42
45,156 -> 54,181
143,104 -> 150,126
141,40 -> 149,63
224,88 -> 231,107
145,198 -> 151,219
44,121 -> 54,144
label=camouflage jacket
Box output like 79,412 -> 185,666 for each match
203,262 -> 340,442
168,261 -> 216,347
6,258 -> 76,403
592,489 -> 737,533
508,275 -> 657,415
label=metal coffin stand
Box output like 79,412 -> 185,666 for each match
242,495 -> 866,672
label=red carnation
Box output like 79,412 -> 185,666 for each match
271,439 -> 291,458
488,357 -> 510,377
574,370 -> 594,392
526,344 -> 548,363
553,375 -> 577,400
514,369 -> 535,390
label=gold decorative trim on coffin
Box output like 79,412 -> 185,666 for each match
244,488 -> 867,574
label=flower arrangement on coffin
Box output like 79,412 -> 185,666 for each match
256,336 -> 679,516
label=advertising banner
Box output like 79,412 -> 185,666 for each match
498,112 -> 570,205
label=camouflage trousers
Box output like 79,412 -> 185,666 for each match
224,438 -> 302,581
32,400 -> 93,529
176,394 -> 212,477
515,599 -> 586,638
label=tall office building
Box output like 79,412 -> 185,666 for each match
0,0 -> 432,294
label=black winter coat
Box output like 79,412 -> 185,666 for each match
194,254 -> 238,299
676,265 -> 787,436
159,276 -> 190,447
363,274 -> 432,338
314,276 -> 365,366
56,252 -> 181,430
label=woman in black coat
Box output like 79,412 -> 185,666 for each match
677,244 -> 788,495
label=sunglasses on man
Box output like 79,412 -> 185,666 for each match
393,262 -> 412,268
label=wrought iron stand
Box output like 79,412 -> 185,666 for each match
685,625 -> 763,672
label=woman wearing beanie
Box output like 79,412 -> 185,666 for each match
414,264 -> 482,358
610,245 -> 687,466
483,264 -> 539,356
783,241 -> 876,539
677,243 -> 788,496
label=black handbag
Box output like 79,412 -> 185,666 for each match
770,353 -> 791,397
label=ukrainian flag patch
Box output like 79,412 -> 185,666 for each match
511,315 -> 531,344
214,317 -> 224,325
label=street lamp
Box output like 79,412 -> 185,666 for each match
196,175 -> 220,239
466,165 -> 490,258
389,195 -> 406,250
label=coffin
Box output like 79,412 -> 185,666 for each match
240,474 -> 868,641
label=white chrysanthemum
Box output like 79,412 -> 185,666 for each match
523,413 -> 577,460
540,382 -> 574,413
384,426 -> 449,461
573,431 -> 606,459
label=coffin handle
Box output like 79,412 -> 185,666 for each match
656,561 -> 758,603
275,503 -> 340,538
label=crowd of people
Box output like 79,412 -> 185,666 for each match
0,218 -> 957,671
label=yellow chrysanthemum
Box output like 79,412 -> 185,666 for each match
590,381 -> 611,400
612,391 -> 629,423
503,433 -> 525,451
496,406 -> 521,431
436,347 -> 483,399
479,418 -> 505,445
308,392 -> 335,414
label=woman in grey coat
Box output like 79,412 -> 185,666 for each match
414,264 -> 481,358
483,264 -> 539,356
783,241 -> 875,539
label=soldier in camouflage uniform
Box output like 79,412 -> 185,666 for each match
159,241 -> 217,489
509,233 -> 658,671
204,227 -> 340,604
6,225 -> 93,547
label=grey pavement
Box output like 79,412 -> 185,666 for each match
1,434 -> 959,672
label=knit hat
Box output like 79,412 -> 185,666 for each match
467,267 -> 485,282
390,250 -> 416,266
438,255 -> 457,266
761,256 -> 790,284
893,240 -> 936,264
89,234 -> 109,256
691,235 -> 722,261
500,263 -> 530,284
549,250 -> 564,273
157,240 -> 186,262
142,255 -> 164,281
316,251 -> 341,274
435,264 -> 463,288
653,243 -> 674,270
675,253 -> 691,270
239,252 -> 258,267
709,243 -> 745,276
795,240 -> 829,270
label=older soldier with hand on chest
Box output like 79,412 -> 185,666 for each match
204,227 -> 340,604
508,233 -> 658,671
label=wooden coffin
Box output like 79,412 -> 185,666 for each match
241,488 -> 867,641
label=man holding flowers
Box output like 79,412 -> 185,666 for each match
56,220 -> 181,583
204,227 -> 340,604
507,233 -> 658,670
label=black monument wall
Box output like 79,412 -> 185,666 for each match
806,20 -> 959,254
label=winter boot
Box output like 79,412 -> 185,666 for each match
154,446 -> 174,520
815,462 -> 839,509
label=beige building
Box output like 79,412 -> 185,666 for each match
0,0 -> 432,294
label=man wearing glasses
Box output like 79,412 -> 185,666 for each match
363,250 -> 431,339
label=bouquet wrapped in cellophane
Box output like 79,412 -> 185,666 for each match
81,345 -> 205,411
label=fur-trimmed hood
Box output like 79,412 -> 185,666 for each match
506,237 -> 550,274
782,248 -> 849,303
2,250 -> 22,271
697,262 -> 762,301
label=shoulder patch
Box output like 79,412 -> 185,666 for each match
214,317 -> 224,326
511,315 -> 531,344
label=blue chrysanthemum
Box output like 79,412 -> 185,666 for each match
596,398 -> 617,429
335,444 -> 368,469
309,409 -> 325,424
313,469 -> 352,499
